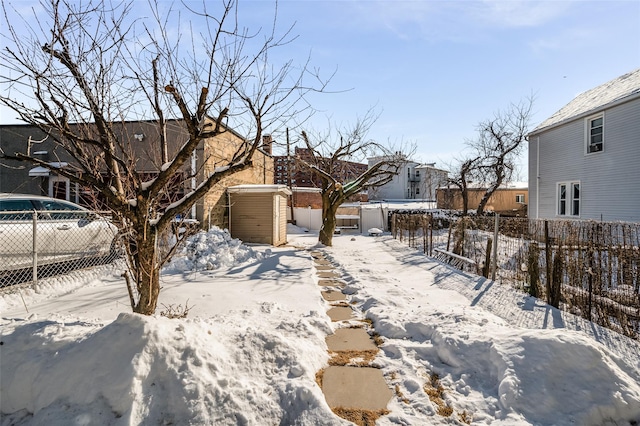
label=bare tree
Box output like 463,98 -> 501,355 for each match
0,0 -> 328,315
298,113 -> 409,246
444,154 -> 481,215
469,97 -> 533,215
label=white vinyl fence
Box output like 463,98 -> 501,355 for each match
290,207 -> 323,231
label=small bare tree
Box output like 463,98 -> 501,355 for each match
444,155 -> 481,215
470,97 -> 533,215
298,113 -> 409,246
0,0 -> 328,314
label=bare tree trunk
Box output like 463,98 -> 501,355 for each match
476,181 -> 501,215
131,231 -> 160,315
134,263 -> 160,315
319,193 -> 339,246
461,184 -> 469,215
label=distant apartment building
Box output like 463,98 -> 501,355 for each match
367,157 -> 448,201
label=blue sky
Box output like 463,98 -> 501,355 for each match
2,0 -> 639,179
237,0 -> 639,177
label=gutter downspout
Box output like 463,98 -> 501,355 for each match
536,136 -> 540,219
227,191 -> 232,235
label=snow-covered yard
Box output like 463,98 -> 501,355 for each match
1,225 -> 639,425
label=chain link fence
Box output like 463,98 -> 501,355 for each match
391,212 -> 640,340
0,210 -> 121,288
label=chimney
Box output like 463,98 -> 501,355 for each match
262,134 -> 273,155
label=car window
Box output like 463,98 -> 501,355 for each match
0,199 -> 35,221
39,199 -> 87,220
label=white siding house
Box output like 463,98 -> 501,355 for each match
528,68 -> 640,222
368,157 -> 448,201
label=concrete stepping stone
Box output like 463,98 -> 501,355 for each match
321,290 -> 346,301
322,366 -> 393,411
317,270 -> 341,279
327,306 -> 354,322
326,328 -> 377,352
318,279 -> 346,288
315,265 -> 334,271
314,259 -> 332,266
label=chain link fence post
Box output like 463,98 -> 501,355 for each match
32,210 -> 38,285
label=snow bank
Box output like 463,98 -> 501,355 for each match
163,227 -> 264,273
1,306 -> 336,425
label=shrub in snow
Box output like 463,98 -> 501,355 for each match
164,227 -> 263,272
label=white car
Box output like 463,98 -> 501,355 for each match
0,193 -> 119,272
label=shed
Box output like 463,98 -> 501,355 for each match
227,184 -> 292,246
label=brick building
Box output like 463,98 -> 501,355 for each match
273,147 -> 368,189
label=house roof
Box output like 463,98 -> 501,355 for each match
530,68 -> 640,135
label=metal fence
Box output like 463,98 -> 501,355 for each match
0,210 -> 121,288
391,212 -> 640,340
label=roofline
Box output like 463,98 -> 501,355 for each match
414,164 -> 449,173
0,117 -> 273,157
529,91 -> 640,137
0,116 -> 247,139
0,117 -> 188,128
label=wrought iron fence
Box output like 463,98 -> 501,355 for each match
391,212 -> 640,340
0,210 -> 121,288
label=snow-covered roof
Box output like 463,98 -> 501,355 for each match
290,186 -> 322,193
531,68 -> 640,134
414,163 -> 448,173
436,182 -> 528,190
360,201 -> 437,210
227,184 -> 292,195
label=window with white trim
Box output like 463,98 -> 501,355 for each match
586,114 -> 603,154
558,182 -> 580,216
515,194 -> 525,204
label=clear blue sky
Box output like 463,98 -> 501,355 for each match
2,1 -> 639,180
240,0 -> 640,178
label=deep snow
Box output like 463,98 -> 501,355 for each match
1,225 -> 639,425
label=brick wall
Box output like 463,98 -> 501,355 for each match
199,129 -> 274,229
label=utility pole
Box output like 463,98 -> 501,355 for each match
286,128 -> 295,224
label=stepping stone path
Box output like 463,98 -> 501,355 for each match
311,250 -> 393,426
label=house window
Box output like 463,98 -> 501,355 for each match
558,182 -> 580,216
416,187 -> 420,195
571,183 -> 580,216
515,194 -> 525,204
586,114 -> 603,153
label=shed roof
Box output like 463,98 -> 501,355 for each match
227,184 -> 292,195
530,68 -> 640,135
